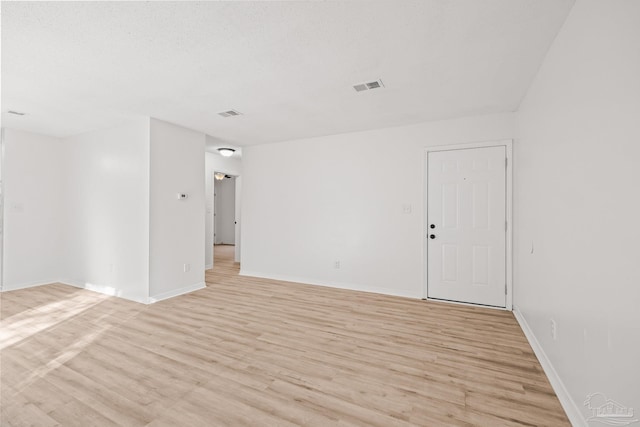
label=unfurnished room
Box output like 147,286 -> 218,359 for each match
0,1 -> 639,426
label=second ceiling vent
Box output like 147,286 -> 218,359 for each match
218,110 -> 242,118
353,79 -> 385,92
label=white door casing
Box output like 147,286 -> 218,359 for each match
426,143 -> 511,308
234,175 -> 241,263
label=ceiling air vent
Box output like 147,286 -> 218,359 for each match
218,110 -> 242,118
353,79 -> 384,92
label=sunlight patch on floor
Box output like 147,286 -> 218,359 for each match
0,291 -> 109,350
14,323 -> 112,393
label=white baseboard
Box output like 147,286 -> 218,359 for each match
62,279 -> 150,304
148,281 -> 206,304
0,279 -> 59,292
205,263 -> 213,270
513,306 -> 586,427
238,270 -> 418,299
2,278 -> 206,305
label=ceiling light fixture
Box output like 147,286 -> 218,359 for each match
218,148 -> 235,157
214,172 -> 225,180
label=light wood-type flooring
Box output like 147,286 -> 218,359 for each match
1,245 -> 570,426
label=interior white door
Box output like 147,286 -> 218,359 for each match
427,146 -> 506,307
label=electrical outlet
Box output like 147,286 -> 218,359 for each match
550,319 -> 557,340
184,263 -> 191,273
334,260 -> 341,269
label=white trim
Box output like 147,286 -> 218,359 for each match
1,279 -> 206,305
239,270 -> 418,299
513,306 -> 586,427
205,263 -> 213,270
423,139 -> 513,310
0,279 -> 58,292
426,297 -> 509,311
505,141 -> 513,311
63,279 -> 150,304
0,128 -> 4,292
147,281 -> 206,304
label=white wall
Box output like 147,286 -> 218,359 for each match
214,176 -> 236,245
241,113 -> 515,298
2,129 -> 63,290
62,119 -> 150,303
204,148 -> 242,269
514,0 -> 640,423
3,119 -> 208,303
149,118 -> 205,300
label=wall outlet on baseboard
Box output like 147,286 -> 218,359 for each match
184,263 -> 191,273
550,319 -> 557,340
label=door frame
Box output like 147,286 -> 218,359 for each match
423,139 -> 513,310
0,128 -> 4,292
210,171 -> 242,268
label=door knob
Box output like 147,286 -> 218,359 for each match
429,234 -> 436,239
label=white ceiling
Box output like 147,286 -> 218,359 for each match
1,0 -> 574,150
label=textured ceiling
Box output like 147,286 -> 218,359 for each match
1,1 -> 574,149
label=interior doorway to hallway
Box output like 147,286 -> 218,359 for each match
214,173 -> 236,246
211,170 -> 241,268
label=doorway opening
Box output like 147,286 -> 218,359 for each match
213,172 -> 240,268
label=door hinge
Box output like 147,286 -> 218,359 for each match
505,221 -> 508,231
505,285 -> 507,295
505,157 -> 508,168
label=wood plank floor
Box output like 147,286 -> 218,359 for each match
1,245 -> 570,426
